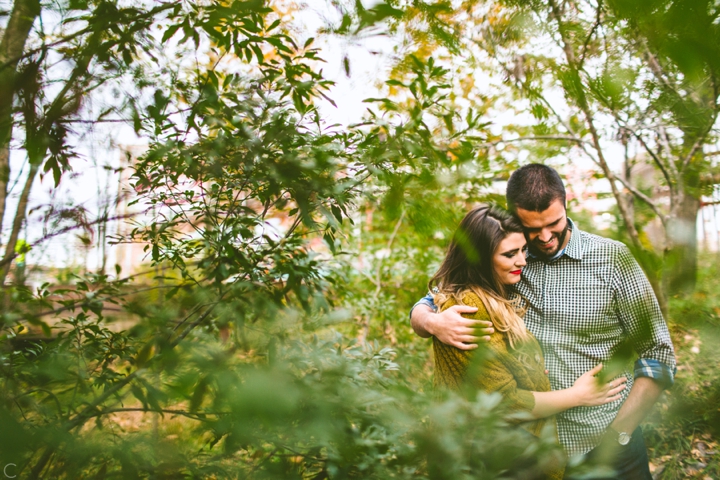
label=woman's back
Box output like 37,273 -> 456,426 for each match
433,291 -> 551,436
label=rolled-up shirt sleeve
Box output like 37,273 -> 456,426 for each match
613,246 -> 676,388
633,358 -> 675,389
409,292 -> 437,319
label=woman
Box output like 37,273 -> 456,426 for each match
430,205 -> 626,478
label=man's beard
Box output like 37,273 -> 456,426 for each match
528,221 -> 570,260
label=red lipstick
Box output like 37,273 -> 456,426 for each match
510,270 -> 522,275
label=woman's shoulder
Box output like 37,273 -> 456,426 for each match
438,290 -> 490,317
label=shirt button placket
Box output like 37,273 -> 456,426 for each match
542,261 -> 552,384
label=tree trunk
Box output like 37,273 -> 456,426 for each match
664,192 -> 699,295
664,131 -> 704,295
0,0 -> 41,243
0,162 -> 39,285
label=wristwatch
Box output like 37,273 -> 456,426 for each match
615,430 -> 631,446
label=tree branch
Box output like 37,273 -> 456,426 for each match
99,407 -> 225,421
0,2 -> 177,73
479,135 -> 594,148
642,41 -> 682,101
547,0 -> 644,253
0,211 -> 143,270
624,125 -> 675,189
680,109 -> 719,172
578,0 -> 603,70
612,174 -> 667,227
0,0 -> 41,247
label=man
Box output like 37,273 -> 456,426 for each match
410,164 -> 676,479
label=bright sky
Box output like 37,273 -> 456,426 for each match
5,1 -> 398,274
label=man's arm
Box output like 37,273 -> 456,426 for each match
609,246 -> 676,432
410,303 -> 494,350
608,377 -> 663,434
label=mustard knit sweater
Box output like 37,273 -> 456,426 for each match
433,291 -> 564,479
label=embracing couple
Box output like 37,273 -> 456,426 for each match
410,164 -> 676,479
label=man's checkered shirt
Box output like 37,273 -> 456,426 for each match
414,220 -> 676,456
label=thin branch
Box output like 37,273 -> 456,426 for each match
173,300 -> 223,344
27,448 -> 53,480
248,447 -> 280,475
642,42 -> 681,100
578,1 -> 603,70
99,407 -> 225,421
172,302 -> 211,332
488,50 -> 597,160
626,126 -> 675,188
14,399 -> 30,422
373,209 -> 405,298
58,108 -> 192,124
0,3 -> 177,73
11,388 -> 64,415
0,211 -> 143,269
658,126 -> 680,178
612,175 -> 667,227
357,268 -> 380,289
479,135 -> 594,148
59,118 -> 130,124
680,109 -> 719,172
0,163 -> 39,285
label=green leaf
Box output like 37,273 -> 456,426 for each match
130,384 -> 148,409
189,377 -> 209,413
69,0 -> 88,9
343,55 -> 350,77
331,204 -> 343,223
135,342 -> 154,367
162,23 -> 182,43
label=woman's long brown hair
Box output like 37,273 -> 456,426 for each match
429,204 -> 530,347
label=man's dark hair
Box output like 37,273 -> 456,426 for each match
506,163 -> 566,213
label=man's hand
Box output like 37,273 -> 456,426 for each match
410,304 -> 494,350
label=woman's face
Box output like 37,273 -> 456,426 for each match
493,232 -> 527,285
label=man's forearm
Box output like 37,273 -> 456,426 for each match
609,377 -> 664,433
410,304 -> 435,338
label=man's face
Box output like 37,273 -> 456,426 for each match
514,199 -> 569,259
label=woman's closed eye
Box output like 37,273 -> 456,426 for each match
502,245 -> 527,258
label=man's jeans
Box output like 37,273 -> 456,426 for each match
564,427 -> 653,480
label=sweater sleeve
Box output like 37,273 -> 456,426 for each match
451,293 -> 536,413
469,339 -> 537,413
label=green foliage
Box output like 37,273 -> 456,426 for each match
4,0 -> 720,478
0,1 -> 558,478
641,256 -> 720,478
